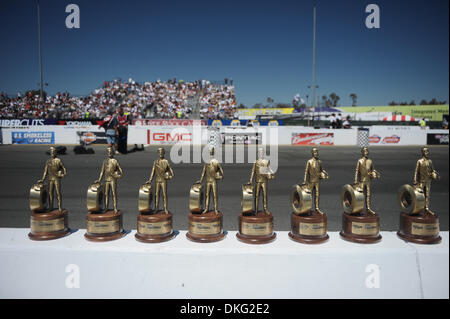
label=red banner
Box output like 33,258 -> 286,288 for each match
291,133 -> 334,145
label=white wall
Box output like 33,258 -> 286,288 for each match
0,228 -> 448,299
1,125 -> 447,146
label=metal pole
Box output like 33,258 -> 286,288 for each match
309,0 -> 317,127
37,0 -> 44,104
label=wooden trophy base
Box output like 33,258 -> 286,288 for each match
186,211 -> 225,243
135,210 -> 176,243
340,211 -> 382,244
29,209 -> 70,241
397,211 -> 441,244
237,211 -> 276,244
85,210 -> 126,242
289,211 -> 329,244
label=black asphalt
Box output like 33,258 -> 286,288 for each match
0,144 -> 448,232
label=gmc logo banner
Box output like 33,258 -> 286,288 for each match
147,131 -> 193,144
221,133 -> 261,144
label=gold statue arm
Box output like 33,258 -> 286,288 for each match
198,164 -> 206,183
39,163 -> 48,183
429,160 -> 440,180
167,162 -> 174,179
302,161 -> 310,185
249,162 -> 256,183
218,162 -> 224,179
320,162 -> 328,179
95,161 -> 105,183
354,161 -> 360,185
148,162 -> 156,183
116,161 -> 123,178
413,160 -> 420,185
59,160 -> 67,178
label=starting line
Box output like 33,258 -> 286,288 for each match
0,228 -> 448,299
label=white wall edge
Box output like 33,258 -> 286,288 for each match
0,228 -> 447,299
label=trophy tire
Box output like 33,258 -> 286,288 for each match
341,184 -> 364,214
397,184 -> 425,215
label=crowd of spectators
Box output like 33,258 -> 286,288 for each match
0,78 -> 238,120
199,78 -> 237,120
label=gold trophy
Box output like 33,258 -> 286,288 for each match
237,147 -> 276,244
28,147 -> 70,240
397,147 -> 441,244
289,148 -> 329,244
340,147 -> 382,243
186,147 -> 226,242
135,148 -> 176,243
85,146 -> 125,241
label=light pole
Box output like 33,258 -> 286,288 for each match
37,0 -> 44,104
309,0 -> 318,126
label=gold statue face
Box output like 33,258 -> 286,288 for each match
258,147 -> 264,159
312,148 -> 319,159
158,148 -> 165,158
50,147 -> 56,158
210,147 -> 215,157
422,147 -> 429,158
362,147 -> 369,158
107,147 -> 114,158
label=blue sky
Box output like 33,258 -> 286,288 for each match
0,0 -> 448,106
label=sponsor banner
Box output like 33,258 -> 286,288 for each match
221,132 -> 261,145
237,108 -> 294,119
427,133 -> 449,145
11,131 -> 55,144
368,126 -> 426,145
77,131 -> 107,144
339,105 -> 448,121
0,119 -> 57,127
207,119 -> 283,126
147,130 -> 193,145
133,119 -> 206,126
58,120 -> 99,126
291,133 -> 334,145
369,133 -> 402,145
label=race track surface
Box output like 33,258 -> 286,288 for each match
0,144 -> 448,232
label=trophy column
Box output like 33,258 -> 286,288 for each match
186,148 -> 226,243
28,147 -> 70,241
85,147 -> 126,242
288,149 -> 329,244
236,149 -> 277,245
135,149 -> 176,243
339,148 -> 382,244
186,183 -> 225,243
396,148 -> 441,244
339,184 -> 382,243
29,183 -> 70,240
288,185 -> 329,244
